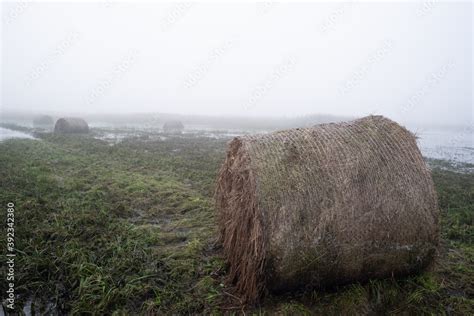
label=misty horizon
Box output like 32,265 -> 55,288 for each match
1,1 -> 473,127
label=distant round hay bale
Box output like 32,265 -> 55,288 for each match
163,121 -> 184,134
54,117 -> 89,134
216,115 -> 439,303
33,115 -> 54,129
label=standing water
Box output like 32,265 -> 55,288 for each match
415,127 -> 474,164
0,127 -> 35,141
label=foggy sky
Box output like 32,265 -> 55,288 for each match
1,1 -> 472,126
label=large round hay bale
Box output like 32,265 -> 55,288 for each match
54,118 -> 89,134
216,115 -> 439,303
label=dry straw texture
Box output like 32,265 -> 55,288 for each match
216,115 -> 439,304
54,118 -> 89,134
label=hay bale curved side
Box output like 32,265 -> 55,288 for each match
54,118 -> 89,134
216,115 -> 439,303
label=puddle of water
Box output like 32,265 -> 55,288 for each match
22,296 -> 57,315
416,127 -> 473,164
0,127 -> 35,141
93,132 -> 130,144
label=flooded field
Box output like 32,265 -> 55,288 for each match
0,127 -> 35,141
1,123 -> 472,167
57,123 -> 474,169
3,2 -> 470,314
416,127 -> 474,164
0,126 -> 472,314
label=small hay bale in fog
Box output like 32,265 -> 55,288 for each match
33,115 -> 54,129
215,115 -> 439,303
163,121 -> 184,134
54,117 -> 89,134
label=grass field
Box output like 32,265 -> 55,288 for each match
0,128 -> 473,314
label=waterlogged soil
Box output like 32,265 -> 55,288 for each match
0,127 -> 472,315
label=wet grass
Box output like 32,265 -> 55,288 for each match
0,130 -> 472,314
